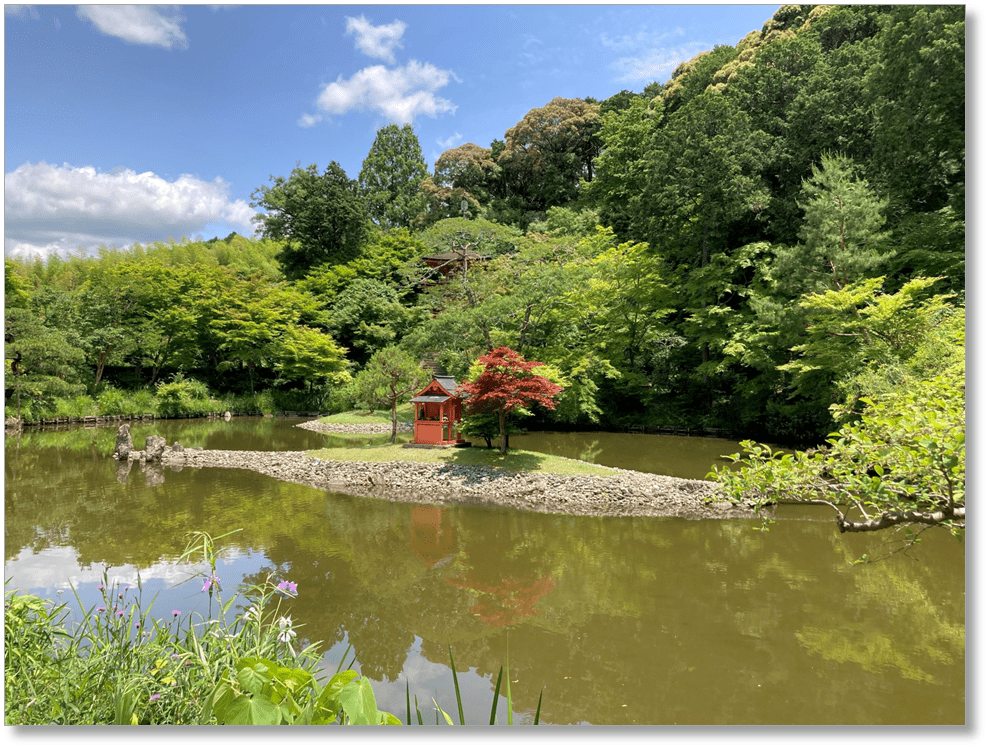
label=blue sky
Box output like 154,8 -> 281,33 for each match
4,3 -> 782,258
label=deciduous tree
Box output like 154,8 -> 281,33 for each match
277,325 -> 351,393
710,374 -> 964,541
252,162 -> 369,280
459,347 -> 563,455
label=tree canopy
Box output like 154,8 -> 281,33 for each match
252,162 -> 370,280
358,124 -> 429,230
5,5 -> 967,540
459,347 -> 563,455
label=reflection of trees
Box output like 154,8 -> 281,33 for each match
5,425 -> 965,725
791,537 -> 965,688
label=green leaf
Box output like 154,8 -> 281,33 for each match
490,666 -> 504,725
339,676 -> 379,725
449,645 -> 466,725
236,659 -> 272,696
379,710 -> 403,725
222,694 -> 283,725
432,698 -> 454,725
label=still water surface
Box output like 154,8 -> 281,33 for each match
4,418 -> 965,725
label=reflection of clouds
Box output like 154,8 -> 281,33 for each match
365,636 -> 461,714
3,546 -> 252,595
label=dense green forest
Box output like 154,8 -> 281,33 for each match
5,5 -> 965,448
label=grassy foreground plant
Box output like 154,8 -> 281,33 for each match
6,530 -> 541,725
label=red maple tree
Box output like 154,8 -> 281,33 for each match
459,347 -> 563,455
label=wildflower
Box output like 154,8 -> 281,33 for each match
241,605 -> 259,622
116,611 -> 125,618
97,606 -> 106,612
149,694 -> 161,702
201,575 -> 219,593
172,610 -> 181,617
118,593 -> 124,599
276,580 -> 298,597
98,584 -> 104,591
276,616 -> 296,643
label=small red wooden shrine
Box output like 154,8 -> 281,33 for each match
410,375 -> 466,445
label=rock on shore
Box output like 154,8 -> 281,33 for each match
160,447 -> 759,520
295,420 -> 413,435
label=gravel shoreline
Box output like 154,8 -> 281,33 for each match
160,438 -> 759,521
294,419 -> 413,435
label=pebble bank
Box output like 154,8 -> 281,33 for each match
155,419 -> 758,520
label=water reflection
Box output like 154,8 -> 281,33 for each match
4,418 -> 965,725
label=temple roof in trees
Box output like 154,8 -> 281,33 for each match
421,250 -> 488,263
410,375 -> 460,403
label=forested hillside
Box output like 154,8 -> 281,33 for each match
5,5 -> 965,447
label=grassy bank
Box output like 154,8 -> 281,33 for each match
307,443 -> 617,477
317,404 -> 415,425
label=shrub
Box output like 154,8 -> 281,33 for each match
96,385 -> 129,416
154,375 -> 212,418
51,394 -> 98,419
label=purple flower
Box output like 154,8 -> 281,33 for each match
172,610 -> 181,617
97,584 -> 104,591
149,694 -> 161,702
201,575 -> 219,593
118,593 -> 124,599
97,606 -> 106,612
116,611 -> 125,618
276,580 -> 298,596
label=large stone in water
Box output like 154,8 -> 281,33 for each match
114,423 -> 133,460
145,435 -> 168,461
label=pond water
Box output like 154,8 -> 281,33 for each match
4,418 -> 965,725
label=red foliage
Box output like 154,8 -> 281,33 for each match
458,347 -> 563,415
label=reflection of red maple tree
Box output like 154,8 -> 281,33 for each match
448,574 -> 556,628
459,347 -> 562,455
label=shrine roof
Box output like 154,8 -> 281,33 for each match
434,375 -> 458,393
411,394 -> 453,403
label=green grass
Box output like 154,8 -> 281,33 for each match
307,443 -> 617,477
319,404 -> 415,426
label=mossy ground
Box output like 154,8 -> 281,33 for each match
318,404 -> 415,425
306,443 -> 617,477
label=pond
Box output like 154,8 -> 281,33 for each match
4,417 -> 965,725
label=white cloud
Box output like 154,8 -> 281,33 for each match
5,5 -> 41,20
601,27 -> 711,84
4,162 -> 255,258
316,61 -> 458,124
437,133 -> 463,150
345,15 -> 407,63
611,43 -> 712,84
76,5 -> 189,50
297,113 -> 323,128
4,546 -> 203,594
